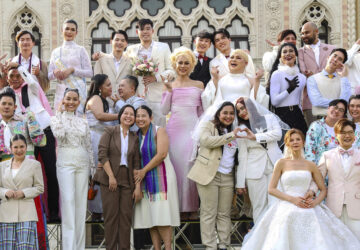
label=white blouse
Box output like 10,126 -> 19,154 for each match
50,111 -> 95,168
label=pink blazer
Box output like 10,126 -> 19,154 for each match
317,147 -> 360,219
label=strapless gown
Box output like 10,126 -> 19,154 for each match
241,170 -> 360,250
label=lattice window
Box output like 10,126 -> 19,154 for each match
208,0 -> 232,15
108,0 -> 131,17
91,20 -> 114,54
174,0 -> 198,15
141,0 -> 165,16
158,18 -> 182,51
191,18 -> 216,58
226,17 -> 249,50
89,0 -> 99,15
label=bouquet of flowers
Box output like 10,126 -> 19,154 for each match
132,57 -> 159,76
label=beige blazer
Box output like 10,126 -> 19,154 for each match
94,53 -> 133,95
298,43 -> 336,74
125,41 -> 175,102
315,147 -> 360,219
0,158 -> 44,223
187,121 -> 236,186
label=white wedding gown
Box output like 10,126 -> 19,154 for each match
241,170 -> 360,250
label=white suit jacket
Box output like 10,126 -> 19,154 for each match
94,53 -> 133,95
0,158 -> 44,223
312,147 -> 360,219
236,114 -> 283,188
125,41 -> 175,102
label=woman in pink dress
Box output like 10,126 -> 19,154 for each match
161,47 -> 204,219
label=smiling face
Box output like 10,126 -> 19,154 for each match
287,132 -> 304,152
120,106 -> 135,127
175,55 -> 192,76
326,51 -> 345,71
63,91 -> 80,112
336,125 -> 355,149
280,45 -> 297,67
11,139 -> 27,160
349,98 -> 360,121
228,52 -> 248,73
218,105 -> 235,127
327,102 -> 346,121
236,102 -> 249,121
18,33 -> 35,53
194,37 -> 211,55
301,23 -> 318,45
7,69 -> 24,90
111,33 -> 128,54
136,24 -> 154,43
118,79 -> 134,100
214,33 -> 231,54
62,22 -> 77,41
99,78 -> 112,98
136,108 -> 152,130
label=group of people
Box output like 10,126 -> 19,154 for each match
0,15 -> 359,250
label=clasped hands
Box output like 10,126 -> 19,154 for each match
292,190 -> 316,208
5,189 -> 25,199
53,68 -> 74,81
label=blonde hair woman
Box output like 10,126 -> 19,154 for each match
160,46 -> 204,219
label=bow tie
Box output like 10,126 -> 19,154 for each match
339,148 -> 354,156
198,54 -> 208,61
225,55 -> 230,59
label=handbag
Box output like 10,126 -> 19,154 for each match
87,178 -> 98,200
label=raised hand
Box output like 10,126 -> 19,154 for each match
285,76 -> 299,93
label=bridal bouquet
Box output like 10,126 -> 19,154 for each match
132,58 -> 159,76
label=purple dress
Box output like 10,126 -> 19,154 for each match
161,87 -> 203,212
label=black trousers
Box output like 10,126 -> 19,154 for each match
275,105 -> 308,136
35,126 -> 59,217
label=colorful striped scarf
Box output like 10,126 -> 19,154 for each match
138,123 -> 167,201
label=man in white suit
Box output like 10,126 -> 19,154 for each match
125,19 -> 175,127
94,30 -> 133,99
313,119 -> 360,239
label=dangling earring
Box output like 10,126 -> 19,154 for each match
99,89 -> 102,96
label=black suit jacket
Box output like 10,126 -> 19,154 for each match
190,57 -> 212,88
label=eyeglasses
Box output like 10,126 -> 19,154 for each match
331,105 -> 345,113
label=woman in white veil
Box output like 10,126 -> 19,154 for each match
234,97 -> 289,224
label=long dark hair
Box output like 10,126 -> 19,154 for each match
235,98 -> 251,128
84,74 -> 109,113
266,43 -> 298,95
212,101 -> 234,135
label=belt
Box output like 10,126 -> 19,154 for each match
275,105 -> 299,112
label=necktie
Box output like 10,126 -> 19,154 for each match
198,54 -> 208,61
328,74 -> 334,79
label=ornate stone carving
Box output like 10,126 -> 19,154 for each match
347,0 -> 356,47
266,0 -> 280,12
60,3 -> 74,16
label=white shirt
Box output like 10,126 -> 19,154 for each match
338,146 -> 354,174
138,41 -> 154,60
0,120 -> 12,149
218,129 -> 237,174
307,40 -> 321,66
120,126 -> 129,167
112,53 -> 122,73
193,51 -> 203,65
11,168 -> 20,178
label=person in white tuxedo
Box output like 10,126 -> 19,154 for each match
125,19 -> 175,127
235,97 -> 286,223
94,30 -> 133,101
311,118 -> 360,239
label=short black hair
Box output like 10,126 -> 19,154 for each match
277,29 -> 297,43
10,134 -> 27,148
349,95 -> 360,105
122,75 -> 139,92
111,30 -> 128,42
330,48 -> 348,63
329,98 -> 348,116
0,87 -> 16,104
63,19 -> 78,31
136,19 -> 153,30
16,30 -> 35,43
212,28 -> 230,44
136,105 -> 153,118
193,30 -> 212,42
118,104 -> 135,125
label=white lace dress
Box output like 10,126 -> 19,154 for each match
50,111 -> 94,170
241,170 -> 360,250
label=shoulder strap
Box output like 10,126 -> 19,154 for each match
21,85 -> 30,108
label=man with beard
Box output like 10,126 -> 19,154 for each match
298,22 -> 336,125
